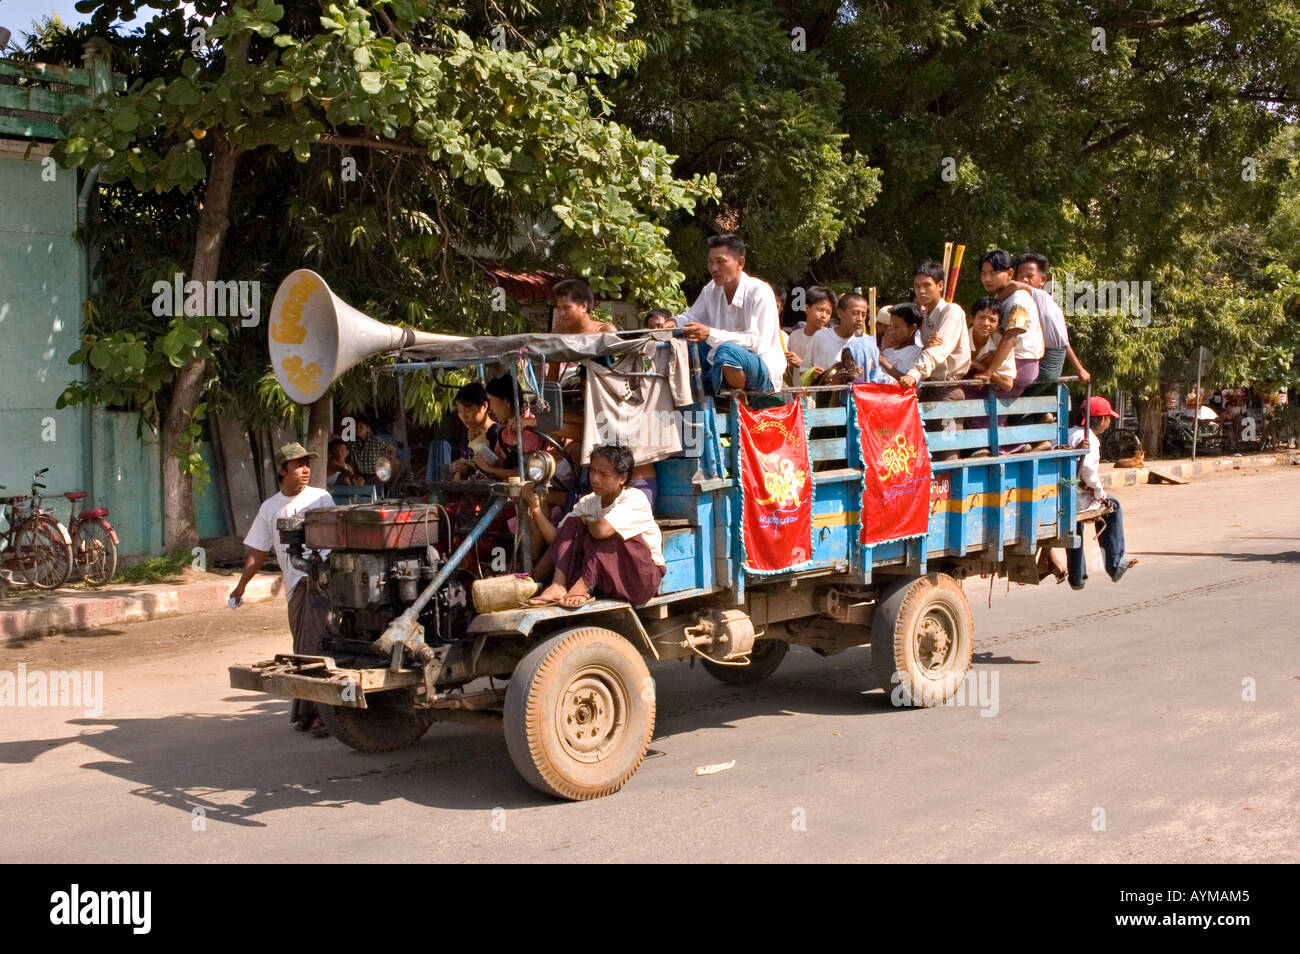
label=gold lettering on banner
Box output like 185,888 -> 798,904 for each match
283,355 -> 322,393
271,275 -> 316,344
877,433 -> 919,483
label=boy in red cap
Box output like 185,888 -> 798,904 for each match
1064,396 -> 1138,589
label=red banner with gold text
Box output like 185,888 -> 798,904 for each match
737,400 -> 813,572
853,384 -> 933,546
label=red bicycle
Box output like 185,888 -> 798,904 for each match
0,468 -> 74,590
62,490 -> 119,587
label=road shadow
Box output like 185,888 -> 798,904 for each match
972,652 -> 1040,665
0,646 -> 985,824
1130,550 -> 1300,564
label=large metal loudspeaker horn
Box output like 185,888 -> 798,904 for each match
268,269 -> 461,404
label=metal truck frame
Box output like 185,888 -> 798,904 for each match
231,328 -> 1086,800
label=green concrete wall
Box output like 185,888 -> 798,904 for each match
90,407 -> 164,559
0,151 -> 91,509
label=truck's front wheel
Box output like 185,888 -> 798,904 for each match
319,690 -> 433,753
504,627 -> 655,801
871,573 -> 973,707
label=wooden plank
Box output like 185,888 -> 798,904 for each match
920,396 -> 1058,419
925,423 -> 1057,452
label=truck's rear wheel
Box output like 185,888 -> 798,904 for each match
701,639 -> 788,685
319,690 -> 433,753
504,627 -> 655,801
871,573 -> 972,707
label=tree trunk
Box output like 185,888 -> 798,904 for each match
307,395 -> 332,489
1134,384 -> 1166,457
160,134 -> 242,549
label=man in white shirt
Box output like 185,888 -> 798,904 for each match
229,442 -> 335,734
1065,397 -> 1137,590
898,261 -> 971,459
805,292 -> 890,384
898,261 -> 971,389
675,234 -> 786,400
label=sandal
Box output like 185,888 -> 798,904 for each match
559,593 -> 595,609
308,715 -> 330,738
526,596 -> 558,607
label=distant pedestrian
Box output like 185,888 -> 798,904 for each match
229,442 -> 335,736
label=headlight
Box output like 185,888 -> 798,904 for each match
523,450 -> 555,484
374,457 -> 393,482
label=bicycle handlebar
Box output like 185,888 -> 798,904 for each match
35,468 -> 49,477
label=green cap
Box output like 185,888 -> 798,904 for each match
274,441 -> 318,468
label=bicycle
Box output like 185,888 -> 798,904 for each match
0,468 -> 74,590
62,490 -> 119,586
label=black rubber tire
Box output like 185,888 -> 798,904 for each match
870,573 -> 973,707
504,627 -> 655,801
15,515 -> 73,590
701,639 -> 789,685
74,519 -> 118,586
319,690 -> 433,753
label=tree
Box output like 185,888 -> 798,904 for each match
52,0 -> 716,547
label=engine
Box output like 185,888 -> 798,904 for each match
281,501 -> 486,645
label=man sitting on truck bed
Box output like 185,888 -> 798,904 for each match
674,233 -> 786,403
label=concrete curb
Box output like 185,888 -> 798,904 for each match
1,572 -> 283,640
1100,452 -> 1298,489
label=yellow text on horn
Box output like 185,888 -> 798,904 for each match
283,354 -> 322,394
271,274 -> 318,344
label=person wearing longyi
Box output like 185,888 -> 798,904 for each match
674,233 -> 785,399
228,442 -> 335,737
524,444 -> 665,609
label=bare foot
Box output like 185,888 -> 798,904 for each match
528,583 -> 567,605
559,581 -> 593,608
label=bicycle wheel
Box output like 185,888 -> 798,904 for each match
74,519 -> 118,586
15,515 -> 73,589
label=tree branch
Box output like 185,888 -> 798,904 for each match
1082,125 -> 1134,155
321,134 -> 430,155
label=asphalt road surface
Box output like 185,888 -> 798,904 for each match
2,466 -> 1297,863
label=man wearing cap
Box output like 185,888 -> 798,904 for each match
229,442 -> 335,735
1065,397 -> 1138,590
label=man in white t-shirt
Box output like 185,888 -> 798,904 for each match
805,292 -> 890,384
674,234 -> 786,401
229,441 -> 335,734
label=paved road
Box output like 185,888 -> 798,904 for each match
2,466 -> 1297,863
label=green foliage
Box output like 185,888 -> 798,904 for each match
116,546 -> 193,583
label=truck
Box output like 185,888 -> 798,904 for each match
230,273 -> 1086,800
